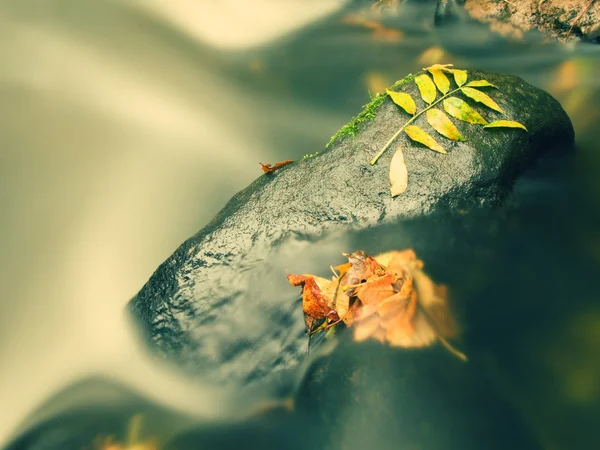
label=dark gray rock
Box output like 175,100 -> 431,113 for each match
128,69 -> 573,385
164,413 -> 304,450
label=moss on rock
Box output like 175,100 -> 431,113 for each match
326,74 -> 415,148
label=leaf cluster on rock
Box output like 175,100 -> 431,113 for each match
288,249 -> 467,360
375,64 -> 528,196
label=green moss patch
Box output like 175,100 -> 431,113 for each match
325,74 -> 415,148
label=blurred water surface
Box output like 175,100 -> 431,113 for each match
1,0 -> 600,448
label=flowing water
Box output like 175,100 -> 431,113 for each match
1,1 -> 599,449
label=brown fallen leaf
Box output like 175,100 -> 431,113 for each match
260,160 -> 293,174
342,250 -> 386,286
287,274 -> 339,331
288,249 -> 467,361
353,258 -> 420,346
355,273 -> 396,306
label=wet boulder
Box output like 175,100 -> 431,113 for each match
128,68 -> 573,385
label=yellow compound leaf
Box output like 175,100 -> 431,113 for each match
415,74 -> 437,104
428,69 -> 450,94
386,88 -> 416,115
460,87 -> 503,113
465,79 -> 496,88
389,145 -> 408,197
404,125 -> 447,154
450,69 -> 467,87
483,120 -> 528,131
426,108 -> 465,141
443,97 -> 488,124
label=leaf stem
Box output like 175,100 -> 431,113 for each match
370,86 -> 462,165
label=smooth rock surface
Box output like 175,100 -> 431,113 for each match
128,68 -> 573,385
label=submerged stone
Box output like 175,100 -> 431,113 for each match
2,377 -> 188,450
128,69 -> 573,385
294,341 -> 542,450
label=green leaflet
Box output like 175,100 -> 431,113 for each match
465,80 -> 497,88
443,97 -> 488,124
426,108 -> 465,141
450,69 -> 467,87
429,69 -> 450,94
460,87 -> 503,113
404,125 -> 447,154
484,120 -> 528,131
386,89 -> 417,115
415,74 -> 437,104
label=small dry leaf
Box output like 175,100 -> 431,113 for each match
484,120 -> 528,131
465,80 -> 497,88
426,108 -> 465,141
450,69 -> 468,87
428,69 -> 450,94
389,145 -> 408,197
404,125 -> 447,154
260,160 -> 294,173
386,89 -> 417,115
414,74 -> 437,104
443,97 -> 488,124
460,87 -> 503,113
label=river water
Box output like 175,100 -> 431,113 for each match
1,1 -> 599,449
